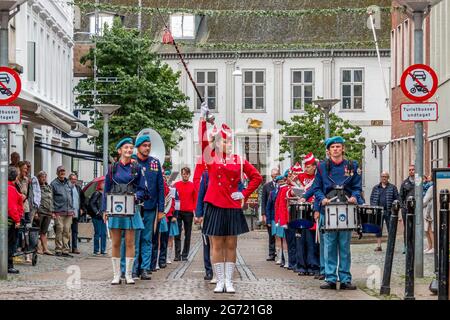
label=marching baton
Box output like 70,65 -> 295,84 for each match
156,8 -> 204,104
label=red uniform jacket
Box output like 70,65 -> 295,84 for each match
193,160 -> 207,193
296,172 -> 317,230
274,184 -> 290,227
164,180 -> 175,219
174,180 -> 197,213
8,181 -> 24,223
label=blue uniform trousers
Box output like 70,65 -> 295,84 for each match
285,227 -> 297,268
323,230 -> 352,284
295,229 -> 320,273
150,220 -> 168,269
120,209 -> 156,275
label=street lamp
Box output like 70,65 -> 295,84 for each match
0,0 -> 27,280
372,141 -> 389,175
284,136 -> 302,166
396,0 -> 441,280
94,104 -> 121,175
312,98 -> 340,140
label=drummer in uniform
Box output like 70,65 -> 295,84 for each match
309,136 -> 363,290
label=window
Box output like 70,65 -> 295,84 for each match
27,41 -> 35,82
291,69 -> 314,110
170,14 -> 195,39
341,69 -> 364,110
89,14 -> 114,36
196,70 -> 217,111
243,70 -> 265,111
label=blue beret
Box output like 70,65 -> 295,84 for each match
136,135 -> 151,148
164,170 -> 171,176
115,137 -> 133,150
325,136 -> 345,149
283,169 -> 290,178
274,175 -> 284,182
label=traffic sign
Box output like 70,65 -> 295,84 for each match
0,105 -> 21,124
400,64 -> 438,102
400,102 -> 438,122
0,66 -> 21,104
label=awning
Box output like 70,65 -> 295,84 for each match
14,90 -> 99,137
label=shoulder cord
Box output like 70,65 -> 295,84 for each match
111,162 -> 138,188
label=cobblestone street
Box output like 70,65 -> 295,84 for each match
0,224 -> 437,300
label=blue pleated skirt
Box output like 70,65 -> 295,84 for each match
159,217 -> 169,233
275,224 -> 287,238
169,220 -> 180,237
271,220 -> 277,236
203,203 -> 249,236
108,206 -> 144,230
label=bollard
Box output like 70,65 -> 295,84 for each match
438,189 -> 449,300
404,196 -> 415,300
380,200 -> 401,295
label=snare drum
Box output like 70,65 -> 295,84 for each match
322,203 -> 359,231
357,205 -> 383,234
106,193 -> 135,216
288,202 -> 314,229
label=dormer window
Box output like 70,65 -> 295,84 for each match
170,14 -> 196,39
89,12 -> 115,36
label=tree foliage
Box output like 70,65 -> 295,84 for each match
278,104 -> 365,164
75,19 -> 193,156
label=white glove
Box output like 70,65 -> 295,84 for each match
231,192 -> 245,200
200,102 -> 209,118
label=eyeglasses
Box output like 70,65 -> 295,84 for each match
381,176 -> 389,178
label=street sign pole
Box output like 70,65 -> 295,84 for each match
413,9 -> 425,278
0,9 -> 10,280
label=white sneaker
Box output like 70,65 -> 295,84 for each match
426,248 -> 434,254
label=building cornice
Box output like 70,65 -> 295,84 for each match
157,49 -> 390,60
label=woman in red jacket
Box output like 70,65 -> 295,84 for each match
7,166 -> 25,274
200,110 -> 263,294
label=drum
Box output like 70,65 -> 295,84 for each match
288,202 -> 314,229
357,205 -> 384,234
322,203 -> 359,231
106,193 -> 135,216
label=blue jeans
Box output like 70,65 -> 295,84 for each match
323,230 -> 352,284
285,227 -> 297,268
92,218 -> 107,254
120,209 -> 156,275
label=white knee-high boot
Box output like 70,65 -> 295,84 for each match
125,257 -> 135,284
213,263 -> 225,293
224,262 -> 236,293
111,258 -> 121,285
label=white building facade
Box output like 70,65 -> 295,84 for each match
428,0 -> 450,169
161,49 -> 391,197
8,0 -> 94,181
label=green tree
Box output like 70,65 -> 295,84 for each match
278,104 -> 365,164
75,19 -> 193,156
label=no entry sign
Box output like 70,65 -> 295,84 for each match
0,66 -> 22,104
400,64 -> 438,102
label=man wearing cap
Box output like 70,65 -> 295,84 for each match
295,153 -> 320,277
261,168 -> 281,261
51,166 -> 75,257
120,135 -> 165,280
308,136 -> 363,290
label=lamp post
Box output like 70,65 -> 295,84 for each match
0,0 -> 26,280
372,141 -> 389,175
94,104 -> 121,175
396,0 -> 441,279
312,98 -> 340,140
284,136 -> 302,166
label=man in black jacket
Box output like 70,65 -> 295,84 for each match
68,173 -> 86,254
370,172 -> 399,251
399,164 -> 415,253
261,168 -> 280,261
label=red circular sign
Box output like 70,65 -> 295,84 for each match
0,66 -> 22,105
400,64 -> 438,102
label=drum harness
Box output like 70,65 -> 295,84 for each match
109,162 -> 140,225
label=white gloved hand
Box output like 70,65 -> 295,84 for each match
200,102 -> 209,118
231,192 -> 245,200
